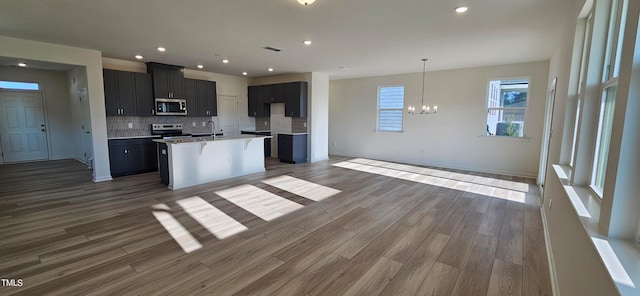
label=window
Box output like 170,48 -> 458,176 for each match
590,0 -> 628,196
0,81 -> 40,91
377,86 -> 404,132
486,79 -> 529,137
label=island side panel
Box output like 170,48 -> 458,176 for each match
168,138 -> 266,190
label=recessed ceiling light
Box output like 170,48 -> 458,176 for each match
242,72 -> 248,76
135,55 -> 143,60
297,0 -> 315,6
268,67 -> 274,72
303,40 -> 312,45
157,47 -> 166,52
197,64 -> 204,69
222,59 -> 229,64
18,62 -> 27,67
455,6 -> 468,13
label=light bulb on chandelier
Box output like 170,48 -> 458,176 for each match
408,58 -> 438,115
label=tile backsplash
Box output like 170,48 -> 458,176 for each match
292,117 -> 307,133
253,116 -> 307,133
255,117 -> 271,131
107,116 -> 216,138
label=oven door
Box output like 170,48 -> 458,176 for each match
156,98 -> 187,115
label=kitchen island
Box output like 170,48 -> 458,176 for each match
154,135 -> 271,190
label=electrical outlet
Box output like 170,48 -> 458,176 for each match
264,121 -> 267,126
128,123 -> 133,129
548,199 -> 553,210
202,122 -> 206,127
303,122 -> 307,127
192,122 -> 196,127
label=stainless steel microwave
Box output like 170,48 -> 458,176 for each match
155,98 -> 187,116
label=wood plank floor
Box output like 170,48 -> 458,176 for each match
0,156 -> 552,295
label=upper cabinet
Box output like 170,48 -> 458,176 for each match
283,81 -> 307,117
196,80 -> 217,116
134,73 -> 154,116
248,81 -> 307,117
146,62 -> 184,99
104,69 -> 153,116
185,78 -> 217,117
248,85 -> 270,117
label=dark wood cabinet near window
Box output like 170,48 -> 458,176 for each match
278,133 -> 307,163
183,78 -> 198,117
146,62 -> 184,99
108,138 -> 157,177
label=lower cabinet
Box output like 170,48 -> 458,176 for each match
277,134 -> 307,164
108,138 -> 158,177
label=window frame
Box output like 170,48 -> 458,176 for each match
484,77 -> 530,138
376,85 -> 405,133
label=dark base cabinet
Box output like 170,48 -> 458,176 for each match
108,138 -> 158,177
278,134 -> 307,164
157,143 -> 169,185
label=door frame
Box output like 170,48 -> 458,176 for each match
538,77 -> 557,191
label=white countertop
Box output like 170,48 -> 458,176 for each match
108,135 -> 161,140
277,132 -> 308,135
154,134 -> 272,144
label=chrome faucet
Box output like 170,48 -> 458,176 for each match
207,120 -> 216,139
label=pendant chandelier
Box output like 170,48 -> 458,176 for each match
408,58 -> 438,114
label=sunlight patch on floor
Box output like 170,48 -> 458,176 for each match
262,175 -> 342,201
152,207 -> 202,253
176,196 -> 249,239
333,160 -> 526,203
348,158 -> 530,192
215,184 -> 304,221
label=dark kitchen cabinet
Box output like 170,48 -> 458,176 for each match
247,81 -> 307,117
196,80 -> 217,116
146,62 -> 184,99
284,81 -> 307,117
248,85 -> 270,117
183,78 -> 198,117
278,133 -> 307,164
134,73 -> 154,116
108,138 -> 158,177
185,79 -> 217,116
103,69 -> 136,116
104,69 -> 154,116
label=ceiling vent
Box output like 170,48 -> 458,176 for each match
262,46 -> 282,52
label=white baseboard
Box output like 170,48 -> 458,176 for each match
93,175 -> 113,182
540,206 -> 560,296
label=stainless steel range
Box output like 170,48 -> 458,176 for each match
151,123 -> 192,139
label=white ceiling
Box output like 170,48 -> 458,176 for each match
0,0 -> 575,79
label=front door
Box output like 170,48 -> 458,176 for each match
218,95 -> 239,136
0,91 -> 49,162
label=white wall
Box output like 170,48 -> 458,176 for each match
329,61 -> 549,177
309,72 -> 329,162
0,66 -> 74,160
0,35 -> 110,182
